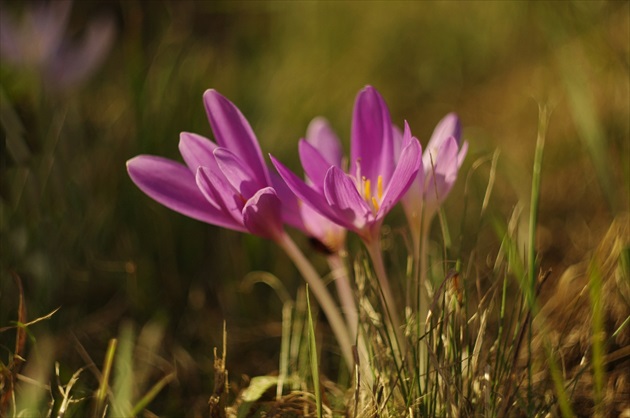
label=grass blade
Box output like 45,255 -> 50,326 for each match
306,285 -> 323,418
93,338 -> 117,418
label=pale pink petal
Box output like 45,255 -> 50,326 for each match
305,117 -> 343,167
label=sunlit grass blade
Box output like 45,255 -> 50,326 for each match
131,372 -> 176,416
306,285 -> 323,418
527,104 -> 573,418
93,338 -> 117,418
110,323 -> 134,417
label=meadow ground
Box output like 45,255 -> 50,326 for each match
1,1 -> 628,416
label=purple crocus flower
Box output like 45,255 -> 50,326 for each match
127,89 -> 303,241
299,117 -> 347,253
0,0 -> 115,90
271,86 -> 422,245
400,113 -> 468,237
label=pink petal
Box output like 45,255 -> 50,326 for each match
242,187 -> 284,240
305,117 -> 343,167
214,147 -> 263,199
458,141 -> 469,168
378,137 -> 422,219
270,171 -> 305,231
179,132 -> 218,172
424,113 -> 461,167
203,89 -> 271,186
424,137 -> 459,206
49,14 -> 115,88
127,155 -> 240,229
298,139 -> 334,192
195,166 -> 246,229
270,155 -> 346,226
324,166 -> 372,230
350,86 -> 394,184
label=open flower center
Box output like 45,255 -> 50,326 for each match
361,174 -> 383,214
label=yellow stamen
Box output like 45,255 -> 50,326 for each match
364,178 -> 372,202
377,175 -> 383,200
371,196 -> 380,212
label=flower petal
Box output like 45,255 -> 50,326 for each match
305,117 -> 343,167
203,89 -> 270,185
196,166 -> 246,229
300,202 -> 346,253
377,137 -> 422,219
350,86 -> 394,184
298,139 -> 335,192
127,155 -> 240,229
424,136 -> 459,207
270,155 -> 347,226
49,14 -> 115,88
324,166 -> 372,230
424,113 -> 461,168
242,187 -> 284,240
179,132 -> 218,172
214,147 -> 263,199
270,171 -> 305,231
399,122 -> 425,215
458,140 -> 469,168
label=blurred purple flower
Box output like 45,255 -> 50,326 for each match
400,113 -> 468,234
271,86 -> 422,244
127,89 -> 303,241
0,0 -> 115,89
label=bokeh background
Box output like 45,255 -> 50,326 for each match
1,0 -> 628,413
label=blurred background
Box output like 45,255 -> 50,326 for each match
1,0 -> 628,413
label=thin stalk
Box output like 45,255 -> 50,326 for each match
328,251 -> 374,389
277,232 -> 353,370
527,104 -> 548,413
365,238 -> 402,343
327,252 -> 358,341
413,216 -> 431,394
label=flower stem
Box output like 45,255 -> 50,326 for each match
365,237 -> 404,355
277,233 -> 353,370
327,252 -> 358,341
328,252 -> 374,388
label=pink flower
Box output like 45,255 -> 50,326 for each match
400,113 -> 468,234
271,86 -> 422,244
0,0 -> 115,89
127,90 -> 303,241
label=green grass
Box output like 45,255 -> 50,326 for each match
1,1 -> 628,416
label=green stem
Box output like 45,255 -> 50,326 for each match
277,233 -> 353,370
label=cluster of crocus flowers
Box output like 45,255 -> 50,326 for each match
271,87 -> 422,246
0,0 -> 115,90
127,85 -> 467,371
128,89 -> 354,368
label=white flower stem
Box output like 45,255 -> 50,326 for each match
365,237 -> 404,355
276,232 -> 354,370
328,252 -> 374,388
327,252 -> 358,341
411,215 -> 432,382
